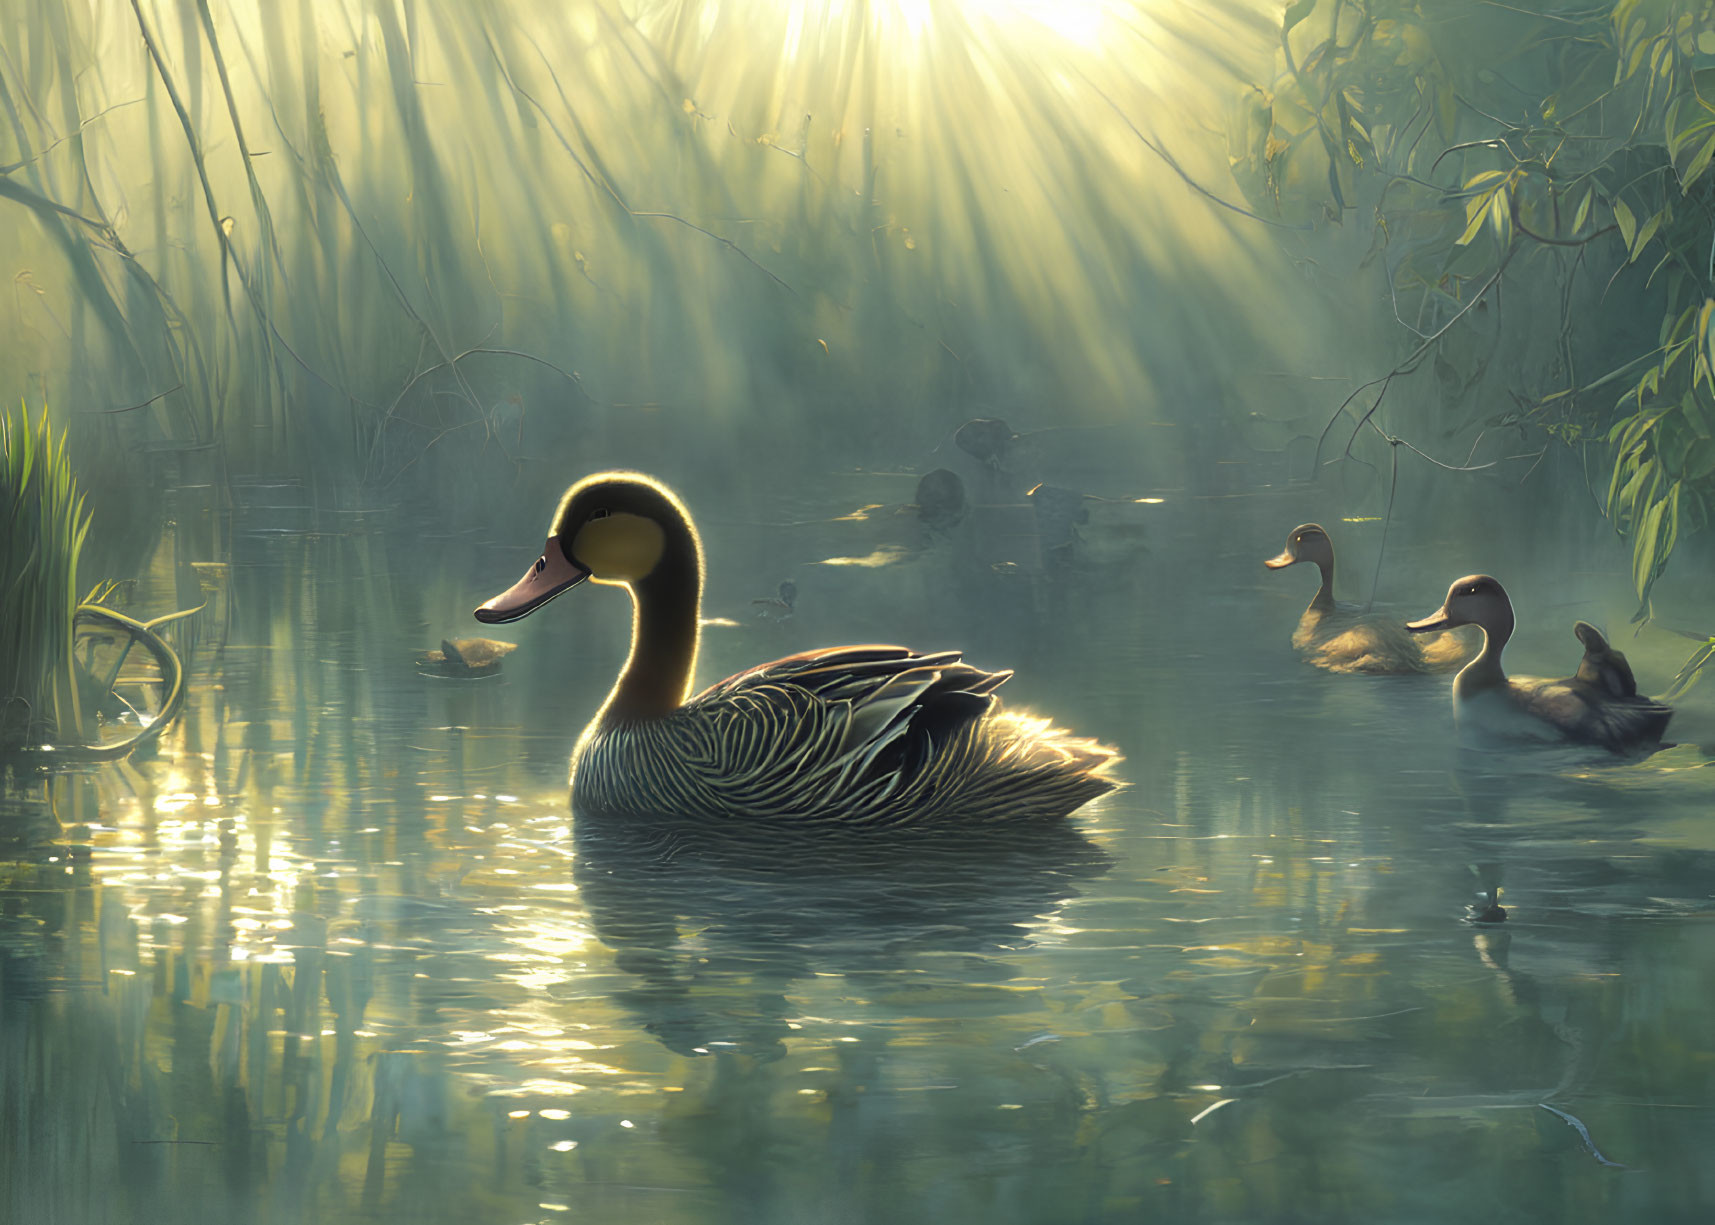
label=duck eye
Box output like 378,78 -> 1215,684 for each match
589,508 -> 611,521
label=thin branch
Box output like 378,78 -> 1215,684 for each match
1086,77 -> 1313,231
1316,252 -> 1514,470
97,383 -> 182,415
630,211 -> 801,297
0,98 -> 143,174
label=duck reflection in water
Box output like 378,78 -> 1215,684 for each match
571,813 -> 1112,1059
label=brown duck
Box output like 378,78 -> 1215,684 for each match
1265,523 -> 1475,674
1407,575 -> 1673,753
475,472 -> 1118,824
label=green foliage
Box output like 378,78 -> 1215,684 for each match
1,401 -> 91,746
1230,0 -> 1715,615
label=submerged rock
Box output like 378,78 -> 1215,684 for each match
418,637 -> 518,677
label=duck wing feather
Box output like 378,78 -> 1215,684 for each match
1511,674 -> 1672,753
575,645 -> 1111,823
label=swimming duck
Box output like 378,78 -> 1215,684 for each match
752,579 -> 798,622
1265,523 -> 1475,674
1406,575 -> 1673,753
474,472 -> 1118,823
954,417 -> 1020,469
914,468 -> 968,531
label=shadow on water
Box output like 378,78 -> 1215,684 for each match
572,814 -> 1113,1059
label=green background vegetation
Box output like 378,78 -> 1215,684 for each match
0,401 -> 89,745
1228,0 -> 1715,677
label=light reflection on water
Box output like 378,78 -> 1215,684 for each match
3,495 -> 1714,1225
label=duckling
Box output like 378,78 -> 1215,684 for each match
1406,575 -> 1673,753
418,637 -> 517,677
954,417 -> 1020,470
1265,524 -> 1475,674
1466,888 -> 1507,924
914,468 -> 968,532
752,580 -> 798,623
475,472 -> 1118,823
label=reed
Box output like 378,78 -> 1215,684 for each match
0,0 -> 1283,513
1,401 -> 91,748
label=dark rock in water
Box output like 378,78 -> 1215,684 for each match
753,580 -> 797,622
418,637 -> 518,677
914,468 -> 968,530
955,417 -> 1020,467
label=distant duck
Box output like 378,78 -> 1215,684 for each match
914,468 -> 968,531
475,472 -> 1119,823
1027,484 -> 1091,570
752,579 -> 798,622
418,637 -> 517,677
1265,523 -> 1475,674
954,417 -> 1021,469
1407,575 -> 1673,753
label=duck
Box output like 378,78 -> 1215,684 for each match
1406,574 -> 1673,753
913,468 -> 968,531
752,579 -> 798,622
417,637 -> 518,677
474,472 -> 1119,823
954,417 -> 1020,470
1265,523 -> 1476,674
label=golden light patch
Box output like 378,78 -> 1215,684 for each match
815,545 -> 910,568
573,513 -> 665,581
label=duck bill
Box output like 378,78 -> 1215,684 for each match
1263,550 -> 1296,570
1405,607 -> 1451,634
474,535 -> 591,624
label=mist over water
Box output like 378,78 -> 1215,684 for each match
4,2 -> 1715,1223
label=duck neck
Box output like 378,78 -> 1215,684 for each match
1454,616 -> 1511,697
603,519 -> 703,725
1306,558 -> 1336,614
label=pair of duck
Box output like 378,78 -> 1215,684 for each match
1266,523 -> 1672,755
473,474 -> 1670,828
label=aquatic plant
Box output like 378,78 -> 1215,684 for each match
0,0 -> 1280,508
1230,0 -> 1715,617
0,401 -> 91,747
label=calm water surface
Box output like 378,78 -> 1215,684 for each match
4,483 -> 1714,1225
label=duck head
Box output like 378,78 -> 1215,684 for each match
1264,523 -> 1333,572
1407,574 -> 1513,639
475,473 -> 693,623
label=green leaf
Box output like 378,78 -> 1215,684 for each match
1613,198 -> 1637,250
1572,187 -> 1593,232
1488,186 -> 1512,246
1436,79 -> 1457,141
1457,170 -> 1508,246
1663,639 -> 1715,701
1684,132 -> 1715,191
1284,0 -> 1317,34
1632,490 -> 1668,597
1630,210 -> 1662,261
1702,299 -> 1715,382
1456,204 -> 1488,247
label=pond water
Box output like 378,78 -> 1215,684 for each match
4,478 -> 1714,1225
